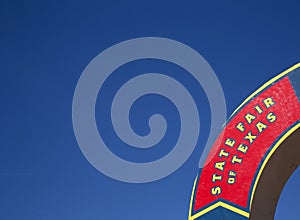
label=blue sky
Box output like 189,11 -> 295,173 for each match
1,1 -> 299,219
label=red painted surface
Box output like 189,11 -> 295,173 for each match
194,77 -> 300,211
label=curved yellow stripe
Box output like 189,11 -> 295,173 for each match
230,62 -> 300,118
190,201 -> 250,220
188,176 -> 198,220
189,176 -> 249,219
249,122 -> 300,209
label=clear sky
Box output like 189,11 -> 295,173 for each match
1,0 -> 299,219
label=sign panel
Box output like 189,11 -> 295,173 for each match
189,63 -> 300,220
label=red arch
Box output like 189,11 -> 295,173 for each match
189,63 -> 300,220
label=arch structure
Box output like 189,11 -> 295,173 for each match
189,63 -> 300,220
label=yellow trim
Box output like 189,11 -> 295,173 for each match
249,122 -> 300,209
189,201 -> 250,220
188,176 -> 249,219
188,176 -> 198,219
230,62 -> 300,118
189,119 -> 300,219
189,63 -> 300,219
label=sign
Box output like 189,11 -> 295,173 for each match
189,63 -> 300,220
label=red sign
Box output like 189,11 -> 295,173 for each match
190,63 -> 300,219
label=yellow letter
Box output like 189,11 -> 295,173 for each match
225,138 -> 235,147
219,149 -> 229,158
267,112 -> 277,123
254,105 -> 263,114
228,170 -> 237,184
244,131 -> 257,144
256,122 -> 267,133
215,161 -> 226,171
231,155 -> 242,164
237,143 -> 248,154
236,122 -> 245,132
245,113 -> 256,124
264,97 -> 275,108
212,174 -> 222,182
211,186 -> 222,195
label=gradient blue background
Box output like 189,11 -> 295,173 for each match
1,1 -> 299,219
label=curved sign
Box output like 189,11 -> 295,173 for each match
189,63 -> 300,220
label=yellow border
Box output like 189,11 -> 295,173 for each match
249,122 -> 300,209
188,176 -> 198,219
189,201 -> 250,220
188,176 -> 250,220
230,62 -> 300,118
189,63 -> 300,219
